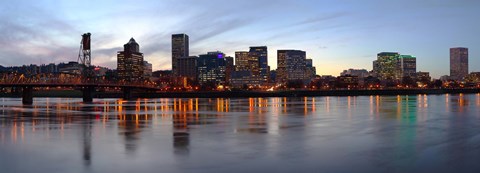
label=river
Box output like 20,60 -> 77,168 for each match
1,94 -> 480,173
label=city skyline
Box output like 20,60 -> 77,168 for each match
0,0 -> 479,78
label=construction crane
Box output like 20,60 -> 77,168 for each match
78,33 -> 94,81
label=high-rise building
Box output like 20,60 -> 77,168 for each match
399,55 -> 416,78
225,56 -> 234,84
143,61 -> 153,78
177,56 -> 197,80
305,58 -> 316,80
450,47 -> 469,81
306,59 -> 313,67
117,38 -> 144,81
172,34 -> 189,76
249,46 -> 269,83
277,50 -> 311,83
373,52 -> 400,80
197,51 -> 226,85
231,49 -> 264,88
276,50 -> 288,83
286,50 -> 306,81
234,51 -> 251,72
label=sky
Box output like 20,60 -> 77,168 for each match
0,0 -> 479,78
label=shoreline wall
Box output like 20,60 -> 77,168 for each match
1,89 -> 478,99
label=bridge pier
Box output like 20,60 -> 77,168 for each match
82,86 -> 95,103
22,86 -> 33,105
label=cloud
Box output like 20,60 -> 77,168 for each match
1,0 -> 478,77
295,12 -> 349,26
0,3 -> 81,66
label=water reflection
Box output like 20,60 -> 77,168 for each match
0,95 -> 480,172
447,94 -> 470,113
81,116 -> 92,166
477,93 -> 480,106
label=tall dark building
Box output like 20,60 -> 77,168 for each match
450,47 -> 469,81
249,46 -> 269,84
225,56 -> 234,84
177,56 -> 197,80
277,50 -> 288,83
305,58 -> 316,80
117,38 -> 144,81
197,51 -> 226,85
277,50 -> 307,82
399,55 -> 416,78
172,34 -> 189,76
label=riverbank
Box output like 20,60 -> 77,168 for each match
1,88 -> 478,99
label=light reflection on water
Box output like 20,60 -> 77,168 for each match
0,94 -> 480,173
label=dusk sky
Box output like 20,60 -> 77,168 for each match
0,0 -> 479,78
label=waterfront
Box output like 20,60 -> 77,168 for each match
1,94 -> 480,173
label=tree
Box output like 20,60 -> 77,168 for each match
432,80 -> 443,88
286,79 -> 304,89
402,76 -> 416,87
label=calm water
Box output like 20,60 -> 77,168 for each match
1,94 -> 480,173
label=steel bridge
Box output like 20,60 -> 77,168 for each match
0,32 -> 162,104
0,73 -> 160,105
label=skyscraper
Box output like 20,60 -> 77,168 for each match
143,61 -> 153,78
230,48 -> 267,88
286,50 -> 307,81
117,38 -> 144,81
249,46 -> 269,84
399,55 -> 416,78
177,56 -> 197,80
197,51 -> 226,85
373,52 -> 400,80
276,50 -> 288,83
450,47 -> 469,81
225,56 -> 234,84
305,58 -> 316,80
234,51 -> 251,72
277,50 -> 308,82
172,34 -> 189,76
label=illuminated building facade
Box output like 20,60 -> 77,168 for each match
117,38 -> 144,81
231,51 -> 254,87
417,71 -> 431,82
172,34 -> 189,76
249,46 -> 269,84
276,50 -> 316,84
197,51 -> 226,85
399,55 -> 416,78
230,47 -> 268,87
373,52 -> 400,80
234,51 -> 251,72
450,47 -> 469,81
465,72 -> 480,84
340,69 -> 370,78
276,50 -> 288,83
